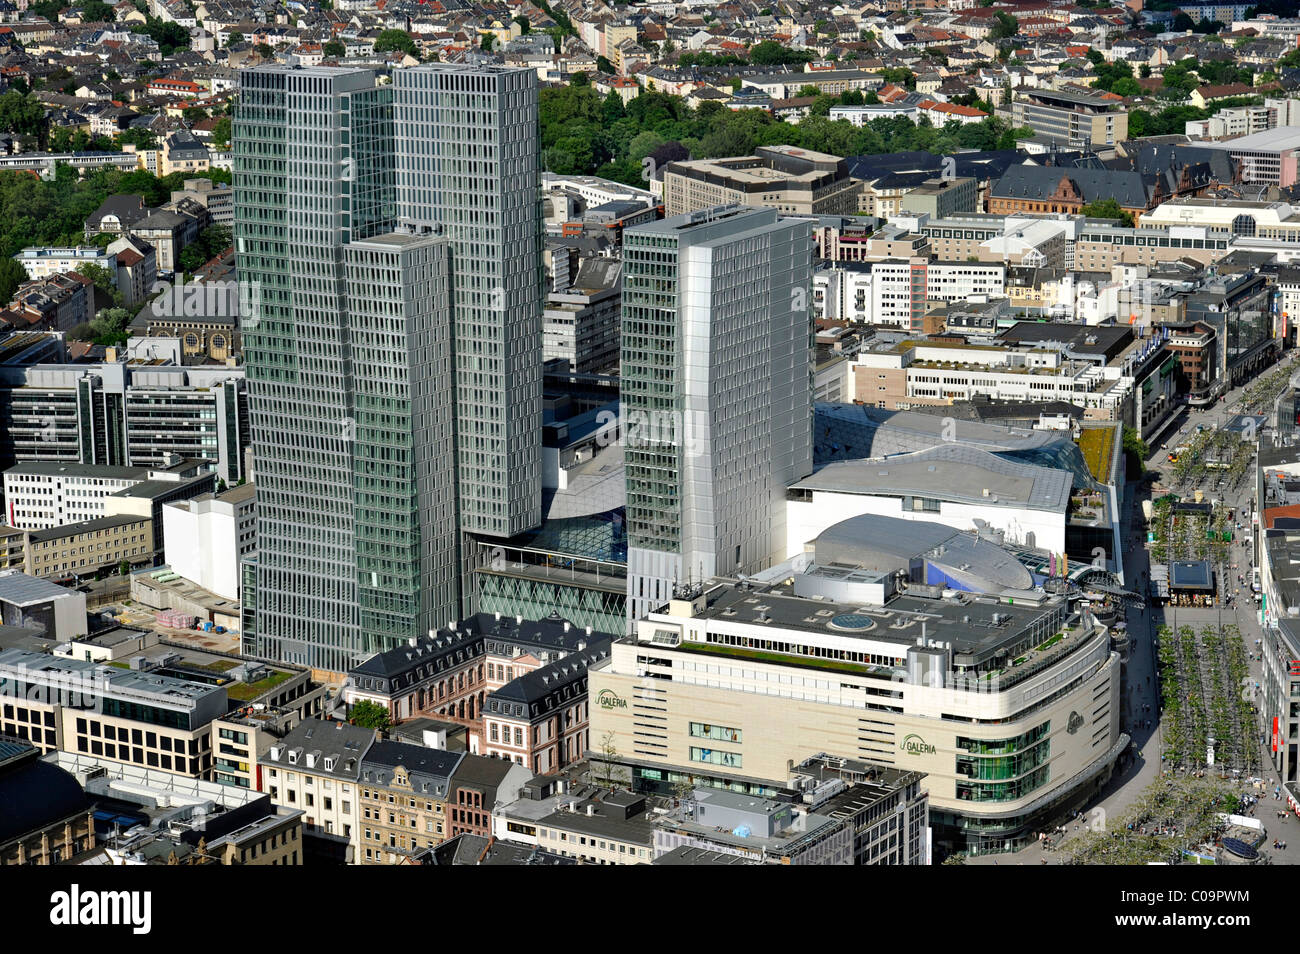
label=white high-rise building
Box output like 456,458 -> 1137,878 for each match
621,205 -> 814,621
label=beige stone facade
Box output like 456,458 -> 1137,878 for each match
20,516 -> 153,580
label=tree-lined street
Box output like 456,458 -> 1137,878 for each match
971,351 -> 1300,866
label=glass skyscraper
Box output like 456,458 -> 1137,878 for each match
621,205 -> 815,621
234,64 -> 542,672
393,65 -> 543,540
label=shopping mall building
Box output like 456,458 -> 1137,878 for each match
587,514 -> 1129,856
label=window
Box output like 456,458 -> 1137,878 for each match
689,722 -> 742,744
690,747 -> 742,768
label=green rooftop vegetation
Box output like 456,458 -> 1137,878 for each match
1076,425 -> 1116,483
681,640 -> 884,678
226,670 -> 292,702
193,659 -> 239,673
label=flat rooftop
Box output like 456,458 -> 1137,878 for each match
1198,127 -> 1300,152
793,443 -> 1072,513
0,572 -> 78,606
677,578 -> 1067,668
4,462 -> 150,480
0,646 -> 225,706
349,230 -> 446,249
1169,560 -> 1214,590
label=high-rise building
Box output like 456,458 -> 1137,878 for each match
235,66 -> 397,672
621,205 -> 814,621
345,233 -> 458,651
234,64 -> 542,672
393,65 -> 543,540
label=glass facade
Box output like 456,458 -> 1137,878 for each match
392,66 -> 543,541
954,722 -> 1051,798
689,722 -> 742,743
235,65 -> 542,671
689,746 -> 743,768
235,67 -> 391,672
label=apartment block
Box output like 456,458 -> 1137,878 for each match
1009,89 -> 1128,149
12,514 -> 153,580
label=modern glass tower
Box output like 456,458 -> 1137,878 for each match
234,64 -> 538,672
621,205 -> 815,621
235,66 -> 393,672
345,233 -> 457,653
392,65 -> 544,540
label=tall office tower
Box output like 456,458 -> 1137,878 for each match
392,65 -> 543,540
345,234 -> 458,653
621,205 -> 815,621
234,66 -> 458,672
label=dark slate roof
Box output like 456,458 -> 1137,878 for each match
360,740 -> 462,796
1026,149 -> 1097,169
0,741 -> 91,844
86,193 -> 152,230
870,170 -> 937,191
432,832 -> 576,865
270,718 -> 375,780
1128,143 -> 1237,186
447,754 -> 520,803
989,163 -> 1155,208
846,148 -> 1022,183
350,613 -> 613,684
486,639 -> 612,710
998,321 -> 1133,361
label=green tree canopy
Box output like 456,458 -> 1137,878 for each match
0,256 -> 28,303
990,12 -> 1019,39
79,261 -> 123,308
749,39 -> 816,65
1080,197 -> 1135,227
373,29 -> 418,57
0,91 -> 47,145
177,223 -> 232,273
211,116 -> 231,149
349,699 -> 392,732
79,0 -> 116,21
131,15 -> 190,56
322,39 -> 345,58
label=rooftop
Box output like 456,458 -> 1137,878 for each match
0,572 -> 78,607
668,576 -> 1071,671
